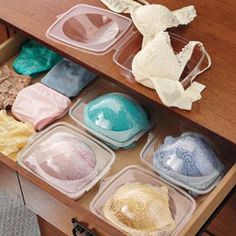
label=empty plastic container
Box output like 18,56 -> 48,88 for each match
90,165 -> 196,236
17,122 -> 115,199
46,4 -> 132,54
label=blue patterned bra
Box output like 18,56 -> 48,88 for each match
153,132 -> 224,194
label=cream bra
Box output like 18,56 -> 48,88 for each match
99,0 -> 149,13
132,31 -> 211,110
99,1 -> 211,110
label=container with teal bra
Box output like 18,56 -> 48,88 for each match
69,80 -> 159,149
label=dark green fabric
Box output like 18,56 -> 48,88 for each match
13,40 -> 62,77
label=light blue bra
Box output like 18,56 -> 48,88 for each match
41,58 -> 96,97
84,92 -> 149,149
153,132 -> 224,194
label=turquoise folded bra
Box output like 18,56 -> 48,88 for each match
13,40 -> 62,77
84,92 -> 149,149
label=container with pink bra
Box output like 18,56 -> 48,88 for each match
17,122 -> 115,199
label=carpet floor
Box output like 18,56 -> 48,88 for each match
0,188 -> 40,236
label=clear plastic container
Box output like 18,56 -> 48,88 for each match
69,79 -> 159,149
140,122 -> 225,195
17,122 -> 115,199
46,4 -> 210,86
90,165 -> 196,236
113,32 -> 210,87
46,4 -> 132,54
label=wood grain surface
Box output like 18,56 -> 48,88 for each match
0,0 -> 235,145
0,23 -> 7,43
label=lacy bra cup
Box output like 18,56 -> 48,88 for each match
99,0 -> 149,13
132,32 -> 211,110
103,182 -> 175,235
153,133 -> 224,193
24,131 -> 97,193
84,92 -> 149,144
130,4 -> 197,46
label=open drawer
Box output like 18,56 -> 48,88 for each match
0,33 -> 235,236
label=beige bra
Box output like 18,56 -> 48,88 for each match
103,182 -> 175,235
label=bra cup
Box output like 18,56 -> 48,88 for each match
103,182 -> 175,235
35,132 -> 96,181
84,93 -> 149,143
153,133 -> 224,190
130,5 -> 179,37
130,4 -> 196,38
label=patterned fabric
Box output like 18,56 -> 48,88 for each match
84,92 -> 149,147
153,132 -> 224,192
0,65 -> 31,109
0,110 -> 35,161
13,40 -> 62,77
24,131 -> 97,194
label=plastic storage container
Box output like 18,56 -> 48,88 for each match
69,79 -> 159,149
17,122 -> 115,199
113,32 -> 210,86
140,123 -> 225,195
46,4 -> 210,86
46,4 -> 132,54
90,165 -> 196,236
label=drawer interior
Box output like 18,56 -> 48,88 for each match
0,33 -> 235,236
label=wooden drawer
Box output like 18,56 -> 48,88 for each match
19,174 -> 110,236
0,33 -> 235,236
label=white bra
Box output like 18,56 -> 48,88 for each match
132,32 -> 211,110
131,4 -> 196,37
99,1 -> 211,110
99,0 -> 149,13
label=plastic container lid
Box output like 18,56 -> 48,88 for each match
90,165 -> 196,236
140,128 -> 224,195
69,79 -> 159,149
46,4 -> 132,54
113,32 -> 210,87
17,122 -> 115,199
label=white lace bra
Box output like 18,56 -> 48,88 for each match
132,32 -> 211,110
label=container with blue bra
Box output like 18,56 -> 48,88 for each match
69,79 -> 159,149
141,127 -> 225,195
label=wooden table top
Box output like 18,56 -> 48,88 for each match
0,0 -> 235,145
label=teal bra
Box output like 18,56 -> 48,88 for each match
84,92 -> 149,148
13,40 -> 62,77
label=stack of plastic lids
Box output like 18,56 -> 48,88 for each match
46,4 -> 133,55
17,122 -> 115,199
90,165 -> 196,236
69,79 -> 159,149
141,130 -> 225,195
